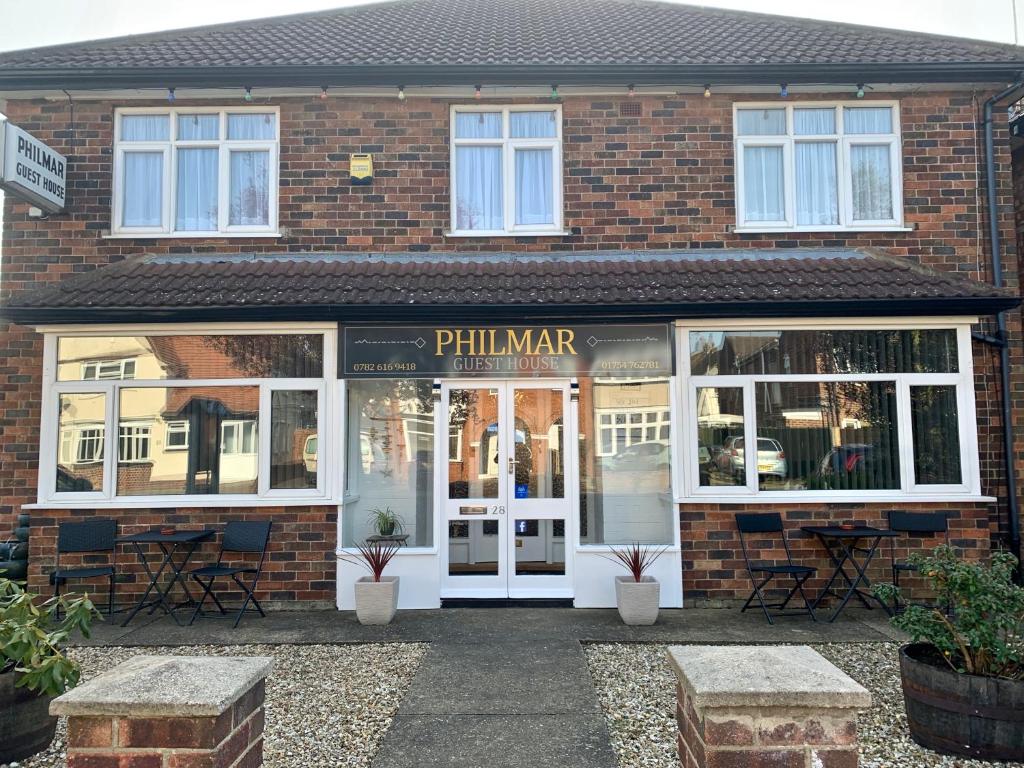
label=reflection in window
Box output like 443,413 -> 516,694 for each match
512,388 -> 564,500
270,390 -> 318,490
117,387 -> 259,495
911,386 -> 962,485
447,388 -> 500,500
690,329 -> 958,376
514,518 -> 566,575
57,334 -> 323,381
695,387 -> 745,487
755,381 -> 900,491
448,520 -> 499,576
579,378 -> 673,544
56,393 -> 106,493
343,380 -> 434,547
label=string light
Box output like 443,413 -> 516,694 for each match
397,85 -> 406,101
167,87 -> 175,104
320,86 -> 328,101
703,84 -> 711,99
627,84 -> 636,98
474,84 -> 482,100
550,84 -> 559,100
856,83 -> 866,99
243,86 -> 253,102
780,83 -> 788,98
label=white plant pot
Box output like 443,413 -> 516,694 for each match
354,576 -> 399,625
615,575 -> 660,625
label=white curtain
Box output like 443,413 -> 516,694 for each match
515,148 -> 553,226
795,142 -> 838,226
736,108 -> 785,136
851,145 -> 893,220
177,114 -> 219,140
121,115 -> 169,141
176,148 -> 218,231
794,108 -> 835,135
122,152 -> 162,226
454,112 -> 502,139
227,113 -> 276,140
511,111 -> 557,138
844,107 -> 892,134
455,146 -> 502,230
742,146 -> 785,221
229,150 -> 270,226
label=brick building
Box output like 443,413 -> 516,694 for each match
0,0 -> 1021,610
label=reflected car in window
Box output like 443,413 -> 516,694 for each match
716,437 -> 787,480
603,441 -> 670,472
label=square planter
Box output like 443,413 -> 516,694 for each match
615,574 -> 660,625
354,576 -> 400,625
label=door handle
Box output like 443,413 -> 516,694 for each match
508,457 -> 518,475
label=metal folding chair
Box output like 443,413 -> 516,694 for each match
887,510 -> 949,609
736,512 -> 817,624
52,518 -> 117,615
189,520 -> 272,628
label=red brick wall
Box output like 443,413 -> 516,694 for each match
2,89 -> 1021,603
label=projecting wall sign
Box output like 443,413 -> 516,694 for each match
341,324 -> 673,378
0,122 -> 67,213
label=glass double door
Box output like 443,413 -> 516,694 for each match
442,380 -> 573,598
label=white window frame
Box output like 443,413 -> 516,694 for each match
117,421 -> 152,463
733,102 -> 905,233
111,106 -> 280,238
36,323 -> 336,507
60,423 -> 106,465
449,104 -> 564,237
164,420 -> 190,450
82,358 -> 137,380
675,318 -> 983,503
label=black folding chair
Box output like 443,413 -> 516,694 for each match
736,512 -> 817,624
51,519 -> 117,615
189,521 -> 272,628
887,510 -> 949,609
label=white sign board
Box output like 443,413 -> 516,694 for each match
0,122 -> 67,213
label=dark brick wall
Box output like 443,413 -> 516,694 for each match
2,89 -> 1021,603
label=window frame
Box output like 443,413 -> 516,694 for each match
38,323 -> 335,507
733,101 -> 905,233
111,106 -> 280,238
676,318 -> 981,502
449,104 -> 564,237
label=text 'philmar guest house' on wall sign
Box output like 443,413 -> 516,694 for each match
0,122 -> 67,213
341,324 -> 674,377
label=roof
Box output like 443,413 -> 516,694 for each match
3,248 -> 1017,324
1,0 -> 1023,90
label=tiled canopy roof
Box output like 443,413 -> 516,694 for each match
0,0 -> 1022,85
2,249 -> 1016,324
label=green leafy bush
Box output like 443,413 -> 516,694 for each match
874,545 -> 1024,680
0,575 -> 99,695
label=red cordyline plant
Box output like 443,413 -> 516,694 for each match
339,540 -> 401,582
600,542 -> 669,582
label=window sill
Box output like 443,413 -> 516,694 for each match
731,226 -> 914,234
26,496 -> 339,510
102,232 -> 283,240
675,493 -> 994,505
444,229 -> 572,238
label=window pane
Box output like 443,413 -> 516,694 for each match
118,424 -> 152,463
515,148 -> 553,226
795,142 -> 838,226
579,378 -> 673,544
56,393 -> 106,493
227,113 -> 276,140
229,150 -> 271,226
122,152 -> 163,227
850,145 -> 893,220
343,380 -> 434,547
844,107 -> 893,134
510,111 -> 557,138
911,386 -> 962,485
271,390 -> 318,490
176,148 -> 218,231
455,146 -> 503,230
696,387 -> 745,487
794,108 -> 836,135
742,146 -> 785,221
117,387 -> 259,495
755,381 -> 900,491
512,387 -> 564,499
454,112 -> 502,139
690,329 -> 957,375
736,108 -> 786,135
121,114 -> 169,141
57,334 -> 323,380
447,388 -> 499,500
177,114 -> 219,140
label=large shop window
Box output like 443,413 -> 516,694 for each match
450,106 -> 563,236
734,103 -> 902,231
686,327 -> 976,497
342,379 -> 435,548
579,378 -> 675,545
113,109 -> 279,236
46,332 -> 326,502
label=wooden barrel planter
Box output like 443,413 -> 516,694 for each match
900,643 -> 1024,761
0,669 -> 57,763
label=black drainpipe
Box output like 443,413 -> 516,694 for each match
982,78 -> 1024,575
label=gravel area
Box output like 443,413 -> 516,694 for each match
3,643 -> 426,768
585,642 -> 1024,768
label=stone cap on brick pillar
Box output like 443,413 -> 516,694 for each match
667,645 -> 870,710
50,655 -> 274,718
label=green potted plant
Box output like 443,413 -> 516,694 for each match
874,546 -> 1023,761
602,543 -> 668,625
339,541 -> 401,625
368,506 -> 404,537
1,575 -> 99,763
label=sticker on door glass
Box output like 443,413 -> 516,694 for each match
515,483 -> 529,498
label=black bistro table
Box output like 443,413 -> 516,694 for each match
801,525 -> 899,623
118,529 -> 216,626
